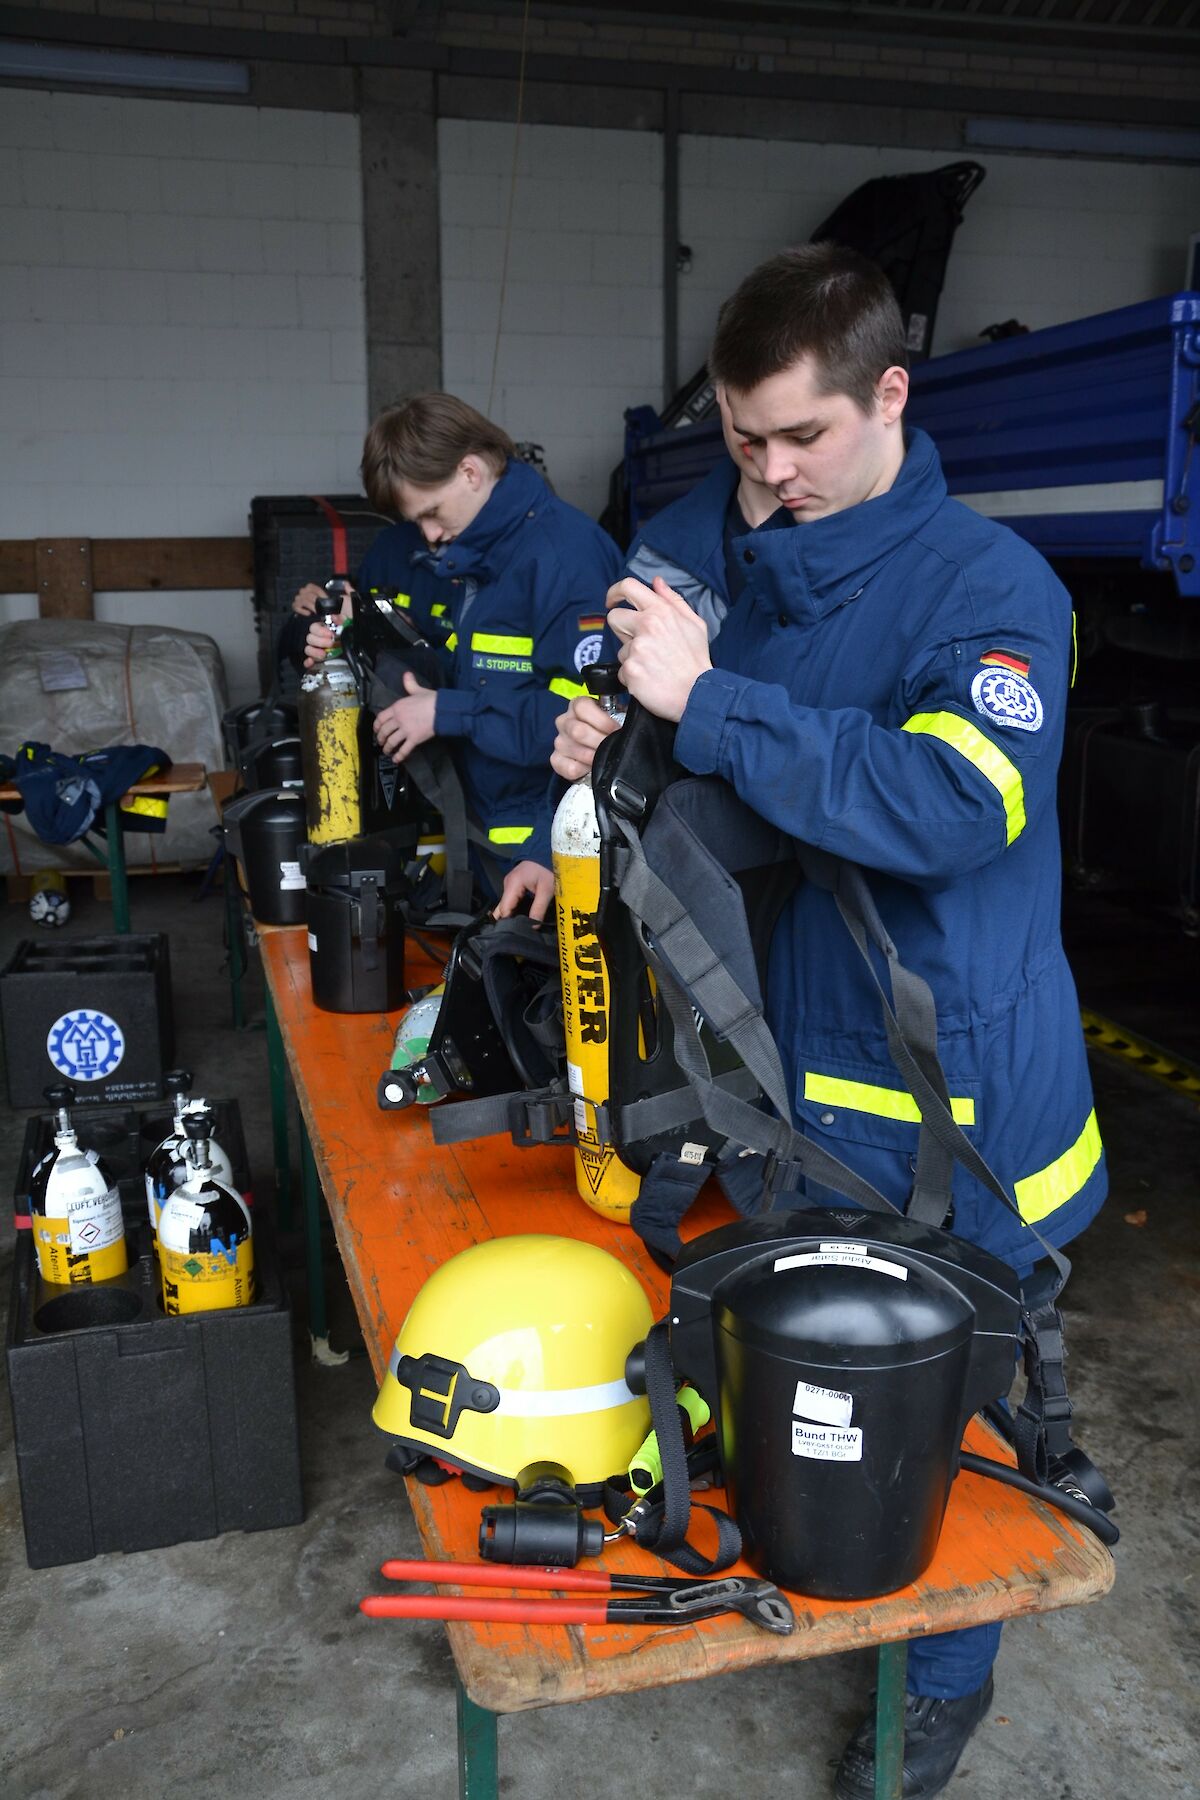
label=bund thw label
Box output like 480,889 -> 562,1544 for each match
791,1421 -> 863,1462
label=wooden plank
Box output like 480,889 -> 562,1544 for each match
0,541 -> 35,593
259,927 -> 1116,1717
36,538 -> 94,620
91,537 -> 252,592
0,537 -> 252,594
0,764 -> 205,807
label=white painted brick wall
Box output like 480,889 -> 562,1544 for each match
438,119 -> 663,520
0,88 -> 368,704
678,137 -> 1200,374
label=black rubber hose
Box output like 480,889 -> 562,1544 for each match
960,1451 -> 1120,1546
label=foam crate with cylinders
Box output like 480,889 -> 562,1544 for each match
5,1096 -> 303,1570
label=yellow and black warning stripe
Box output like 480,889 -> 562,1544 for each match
1080,1009 -> 1200,1099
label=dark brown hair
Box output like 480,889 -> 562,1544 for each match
361,393 -> 516,512
709,242 -> 907,413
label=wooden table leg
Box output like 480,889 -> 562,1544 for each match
264,983 -> 292,1230
103,801 -> 131,934
874,1639 -> 908,1800
455,1676 -> 498,1800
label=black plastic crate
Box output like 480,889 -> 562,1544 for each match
250,493 -> 387,698
5,1212 -> 303,1568
12,1096 -> 253,1232
0,933 -> 174,1108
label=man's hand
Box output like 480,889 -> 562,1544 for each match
607,575 -> 711,722
550,695 -> 621,782
292,582 -> 326,617
303,620 -> 339,670
493,860 -> 555,925
374,672 -> 438,763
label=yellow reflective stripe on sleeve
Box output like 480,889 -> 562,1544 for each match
1070,611 -> 1078,688
902,711 -> 1026,846
122,795 -> 168,820
430,602 -> 447,617
804,1072 -> 975,1127
471,632 -> 534,656
549,677 -> 589,701
1014,1108 -> 1103,1224
487,825 -> 533,845
392,592 -> 411,609
445,632 -> 458,652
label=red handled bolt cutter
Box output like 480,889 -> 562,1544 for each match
360,1559 -> 795,1634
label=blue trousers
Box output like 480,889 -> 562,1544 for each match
906,1622 -> 1001,1698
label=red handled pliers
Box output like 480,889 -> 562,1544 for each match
360,1559 -> 794,1634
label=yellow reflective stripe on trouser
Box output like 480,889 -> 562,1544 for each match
1014,1108 -> 1102,1224
804,1072 -> 976,1127
488,825 -> 533,845
471,632 -> 534,656
122,795 -> 168,821
902,711 -> 1026,846
549,677 -> 588,701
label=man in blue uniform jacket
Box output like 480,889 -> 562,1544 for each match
302,393 -> 620,882
511,245 -> 1107,1799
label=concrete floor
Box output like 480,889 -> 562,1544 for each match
0,872 -> 1197,1800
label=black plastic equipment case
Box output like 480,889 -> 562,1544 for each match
12,1096 -> 252,1231
250,493 -> 386,698
5,1208 -> 303,1570
0,933 -> 174,1109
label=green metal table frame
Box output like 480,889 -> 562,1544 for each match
223,848 -> 247,1031
264,979 -> 338,1354
453,1640 -> 908,1800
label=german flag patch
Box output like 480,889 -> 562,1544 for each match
980,648 -> 1030,677
577,613 -> 605,632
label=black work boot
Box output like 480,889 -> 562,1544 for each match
833,1674 -> 994,1799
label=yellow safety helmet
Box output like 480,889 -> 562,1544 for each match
372,1234 -> 654,1489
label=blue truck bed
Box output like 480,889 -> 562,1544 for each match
906,293 -> 1200,597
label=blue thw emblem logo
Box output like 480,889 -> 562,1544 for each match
47,1010 -> 126,1081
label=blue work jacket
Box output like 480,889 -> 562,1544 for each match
358,458 -> 620,850
671,427 -> 1105,1268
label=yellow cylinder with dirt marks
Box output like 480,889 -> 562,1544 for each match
299,657 -> 362,846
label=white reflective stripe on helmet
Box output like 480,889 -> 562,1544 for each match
386,1348 -> 636,1418
493,1378 -> 639,1418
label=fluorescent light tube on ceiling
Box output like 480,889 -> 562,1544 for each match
0,39 -> 250,94
965,116 -> 1200,163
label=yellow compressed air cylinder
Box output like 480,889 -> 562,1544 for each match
299,660 -> 362,845
551,778 -> 641,1223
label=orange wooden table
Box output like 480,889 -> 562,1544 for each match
259,926 -> 1115,1800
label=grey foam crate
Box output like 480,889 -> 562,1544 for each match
0,933 -> 174,1108
5,1213 -> 303,1569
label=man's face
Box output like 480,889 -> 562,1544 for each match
720,357 -> 908,523
395,457 -> 495,547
